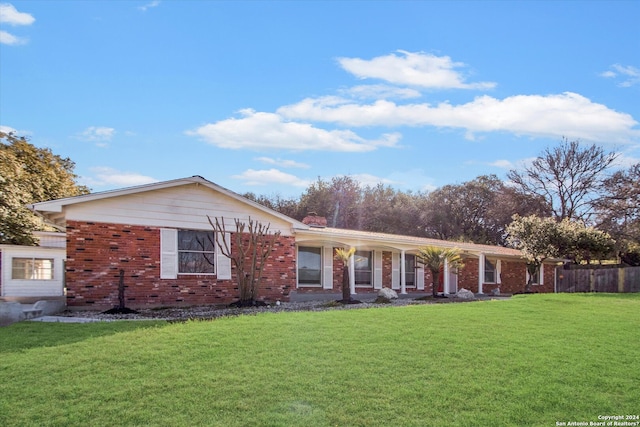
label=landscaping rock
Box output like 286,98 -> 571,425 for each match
378,287 -> 398,300
0,301 -> 25,326
455,288 -> 475,300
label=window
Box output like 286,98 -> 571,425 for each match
12,258 -> 54,280
298,247 -> 322,286
484,258 -> 496,283
354,250 -> 373,287
405,254 -> 416,288
178,230 -> 215,274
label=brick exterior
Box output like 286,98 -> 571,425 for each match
65,220 -> 296,309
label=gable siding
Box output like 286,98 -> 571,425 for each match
63,184 -> 294,235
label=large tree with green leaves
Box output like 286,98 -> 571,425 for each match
421,175 -> 551,245
506,215 -> 562,292
415,246 -> 464,297
0,131 -> 90,245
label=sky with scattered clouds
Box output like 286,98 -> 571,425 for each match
1,1 -> 639,197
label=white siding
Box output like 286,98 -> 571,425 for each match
64,184 -> 294,235
1,246 -> 65,297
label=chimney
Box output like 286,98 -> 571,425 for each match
302,212 -> 327,228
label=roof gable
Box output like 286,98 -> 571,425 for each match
29,176 -> 307,232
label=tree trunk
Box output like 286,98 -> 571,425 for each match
342,266 -> 350,302
431,270 -> 440,297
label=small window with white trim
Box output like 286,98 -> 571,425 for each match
354,250 -> 373,287
298,246 -> 322,287
12,257 -> 54,280
405,254 -> 416,288
484,258 -> 497,283
178,230 -> 215,274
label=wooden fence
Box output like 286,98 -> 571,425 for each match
556,266 -> 640,293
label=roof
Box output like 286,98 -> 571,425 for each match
294,226 -> 525,258
28,175 -> 309,229
28,176 -> 528,260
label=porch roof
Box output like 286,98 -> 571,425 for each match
293,226 -> 524,258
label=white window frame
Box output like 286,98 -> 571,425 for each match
177,229 -> 216,275
297,246 -> 323,287
161,228 -> 231,280
11,257 -> 55,281
354,250 -> 373,288
484,258 -> 497,284
527,263 -> 544,285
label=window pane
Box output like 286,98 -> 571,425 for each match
355,251 -> 372,285
11,258 -> 54,280
179,252 -> 215,274
354,251 -> 371,270
178,230 -> 214,252
405,254 -> 416,287
484,259 -> 496,283
298,247 -> 322,285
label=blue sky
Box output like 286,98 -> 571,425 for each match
1,1 -> 639,198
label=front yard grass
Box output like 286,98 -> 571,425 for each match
1,293 -> 638,426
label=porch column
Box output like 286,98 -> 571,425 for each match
400,250 -> 407,294
477,253 -> 485,294
444,258 -> 450,294
349,252 -> 356,295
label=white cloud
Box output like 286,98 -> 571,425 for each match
0,3 -> 35,25
279,92 -> 639,144
255,157 -> 310,169
489,159 -> 515,169
601,64 -> 640,88
83,167 -> 158,187
138,1 -> 160,12
232,168 -> 310,187
187,109 -> 401,152
0,3 -> 34,45
337,50 -> 496,90
0,29 -> 25,45
0,124 -> 17,134
77,126 -> 116,144
340,84 -> 422,100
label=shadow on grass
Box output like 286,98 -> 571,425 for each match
0,320 -> 166,354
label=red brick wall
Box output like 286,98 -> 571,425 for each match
65,220 -> 296,308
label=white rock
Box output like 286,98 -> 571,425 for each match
378,287 -> 399,300
455,288 -> 475,300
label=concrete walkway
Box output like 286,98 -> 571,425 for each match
28,316 -> 112,323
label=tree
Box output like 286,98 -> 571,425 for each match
506,215 -> 561,292
555,219 -> 615,265
208,216 -> 281,307
507,139 -> 617,222
421,175 -> 551,245
298,176 -> 362,229
334,247 -> 356,303
0,131 -> 89,245
594,163 -> 640,265
415,246 -> 464,297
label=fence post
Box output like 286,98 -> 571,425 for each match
589,270 -> 595,292
618,268 -> 625,293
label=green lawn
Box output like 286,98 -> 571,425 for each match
1,294 -> 639,427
